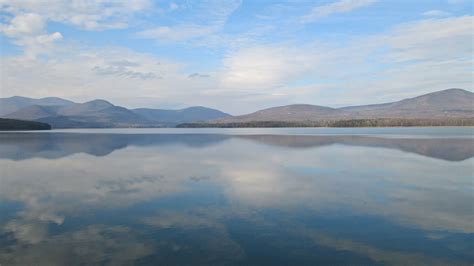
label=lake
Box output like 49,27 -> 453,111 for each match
0,128 -> 473,265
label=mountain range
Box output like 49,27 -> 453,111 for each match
0,88 -> 472,128
0,97 -> 230,128
214,88 -> 474,123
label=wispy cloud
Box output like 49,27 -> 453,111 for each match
188,73 -> 210,79
136,24 -> 217,42
136,0 -> 241,42
215,15 -> 473,108
422,10 -> 451,17
301,0 -> 377,23
92,65 -> 158,80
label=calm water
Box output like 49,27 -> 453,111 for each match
0,128 -> 473,265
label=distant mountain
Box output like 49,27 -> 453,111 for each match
57,99 -> 115,116
5,99 -> 152,128
341,88 -> 474,118
133,106 -> 231,126
215,104 -> 343,123
2,89 -> 473,128
1,96 -> 230,128
4,105 -> 59,120
0,118 -> 51,130
0,96 -> 74,116
213,89 -> 474,124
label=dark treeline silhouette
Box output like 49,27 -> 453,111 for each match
0,118 -> 51,130
177,118 -> 474,128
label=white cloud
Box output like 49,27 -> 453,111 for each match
219,45 -> 317,91
0,13 -> 44,37
301,0 -> 377,23
0,0 -> 152,30
422,10 -> 451,17
0,12 -> 63,59
0,1 -> 153,59
19,31 -> 63,59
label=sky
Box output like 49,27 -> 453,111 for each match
0,0 -> 472,114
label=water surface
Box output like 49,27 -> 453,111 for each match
0,128 -> 473,265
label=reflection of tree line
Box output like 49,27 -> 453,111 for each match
0,133 -> 472,161
178,118 -> 474,128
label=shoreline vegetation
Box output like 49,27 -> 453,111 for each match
177,118 -> 474,128
0,118 -> 51,130
1,118 -> 473,130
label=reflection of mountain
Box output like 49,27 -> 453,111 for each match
0,133 -> 228,160
238,135 -> 474,162
0,133 -> 472,161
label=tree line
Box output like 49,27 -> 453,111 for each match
0,118 -> 51,130
177,118 -> 474,128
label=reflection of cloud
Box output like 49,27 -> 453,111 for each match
142,211 -> 219,230
0,133 -> 472,264
141,210 -> 245,263
4,220 -> 49,244
209,141 -> 474,233
291,225 -> 459,266
0,225 -> 153,265
0,133 -> 472,243
189,175 -> 211,182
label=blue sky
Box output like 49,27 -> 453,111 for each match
0,0 -> 472,114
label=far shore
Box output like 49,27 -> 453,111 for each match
176,118 -> 474,128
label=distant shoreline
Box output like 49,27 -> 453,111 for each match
1,118 -> 473,131
177,118 -> 474,128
